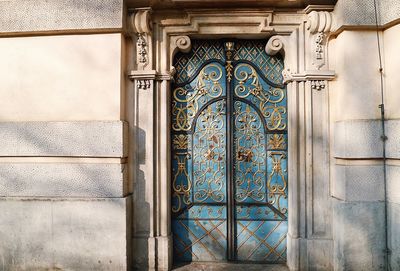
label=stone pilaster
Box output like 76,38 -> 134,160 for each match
128,8 -> 160,271
266,8 -> 335,269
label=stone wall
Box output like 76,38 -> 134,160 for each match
0,1 -> 131,270
329,1 -> 400,270
383,23 -> 400,270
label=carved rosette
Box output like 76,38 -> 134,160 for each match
306,11 -> 332,70
129,8 -> 152,70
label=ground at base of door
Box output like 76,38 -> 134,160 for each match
173,262 -> 289,271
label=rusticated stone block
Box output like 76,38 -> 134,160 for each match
333,199 -> 386,271
332,164 -> 384,202
0,197 -> 131,271
0,163 -> 127,197
0,0 -> 123,33
0,121 -> 127,157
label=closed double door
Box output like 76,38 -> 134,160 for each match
171,40 -> 288,263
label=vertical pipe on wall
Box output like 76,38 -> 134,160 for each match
373,0 -> 390,270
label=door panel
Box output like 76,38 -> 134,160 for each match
171,40 -> 287,263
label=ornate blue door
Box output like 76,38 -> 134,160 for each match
171,40 -> 288,263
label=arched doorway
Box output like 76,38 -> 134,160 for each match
170,39 -> 288,263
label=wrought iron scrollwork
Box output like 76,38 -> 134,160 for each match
171,40 -> 288,263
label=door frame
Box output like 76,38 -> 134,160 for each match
129,7 -> 335,270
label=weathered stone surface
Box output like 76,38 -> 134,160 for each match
334,120 -> 382,159
0,197 -> 130,271
333,199 -> 386,271
386,120 -> 400,159
0,0 -> 123,33
287,234 -> 300,271
307,239 -> 333,271
0,163 -> 127,197
0,121 -> 127,157
333,118 -> 400,159
388,202 -> 400,270
333,0 -> 400,29
387,165 -> 400,204
332,164 -> 384,201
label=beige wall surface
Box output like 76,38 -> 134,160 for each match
330,30 -> 382,122
383,24 -> 400,119
0,33 -> 124,121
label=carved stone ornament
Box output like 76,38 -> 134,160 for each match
137,79 -> 151,90
311,80 -> 325,91
137,34 -> 147,64
129,8 -> 152,68
306,11 -> 332,70
170,36 -> 192,75
265,35 -> 285,56
282,69 -> 293,84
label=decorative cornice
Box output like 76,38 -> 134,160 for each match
129,70 -> 174,83
304,5 -> 335,14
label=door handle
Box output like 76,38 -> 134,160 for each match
236,148 -> 253,162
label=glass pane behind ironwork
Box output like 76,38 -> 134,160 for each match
171,39 -> 287,263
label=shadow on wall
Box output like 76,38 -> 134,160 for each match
132,126 -> 151,270
0,198 -> 127,271
333,200 -> 387,271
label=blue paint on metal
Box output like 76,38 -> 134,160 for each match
171,40 -> 287,263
